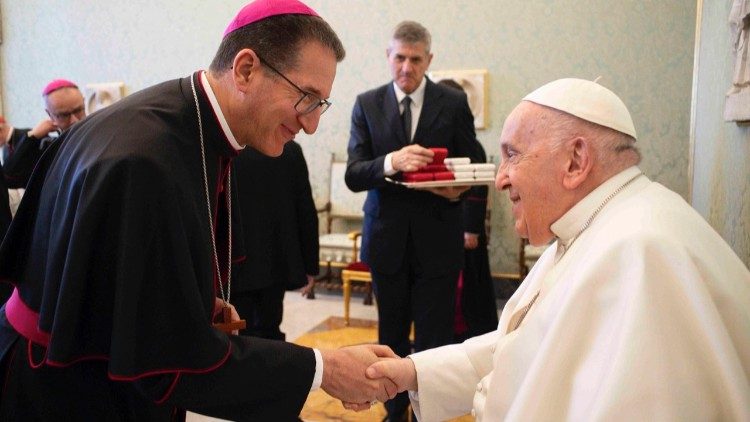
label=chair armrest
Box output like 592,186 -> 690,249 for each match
316,202 -> 331,214
347,230 -> 363,261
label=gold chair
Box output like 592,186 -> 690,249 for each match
310,155 -> 367,298
341,231 -> 373,326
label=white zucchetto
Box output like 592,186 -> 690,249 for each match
523,78 -> 637,139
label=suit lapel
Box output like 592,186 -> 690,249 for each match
383,84 -> 409,145
414,78 -> 442,143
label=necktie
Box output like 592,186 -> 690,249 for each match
401,96 -> 412,142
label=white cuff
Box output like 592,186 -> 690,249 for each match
384,152 -> 397,176
311,348 -> 323,391
408,390 -> 423,421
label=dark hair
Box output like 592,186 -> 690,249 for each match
437,78 -> 464,93
209,14 -> 345,73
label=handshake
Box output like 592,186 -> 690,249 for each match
319,344 -> 418,411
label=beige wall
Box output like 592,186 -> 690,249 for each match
0,1 -> 698,273
691,0 -> 750,266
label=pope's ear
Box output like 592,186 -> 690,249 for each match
562,137 -> 592,190
231,49 -> 261,92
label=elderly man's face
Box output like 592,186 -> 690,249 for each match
241,41 -> 337,156
45,87 -> 85,131
495,102 -> 567,246
387,40 -> 432,95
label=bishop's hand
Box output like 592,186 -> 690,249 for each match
212,298 -> 243,335
28,118 -> 56,139
320,345 -> 399,405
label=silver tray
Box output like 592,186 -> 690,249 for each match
385,177 -> 495,189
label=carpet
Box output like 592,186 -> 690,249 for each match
294,316 -> 472,422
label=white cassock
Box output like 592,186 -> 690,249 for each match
408,166 -> 750,421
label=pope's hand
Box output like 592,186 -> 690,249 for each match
341,357 -> 419,412
366,357 -> 418,392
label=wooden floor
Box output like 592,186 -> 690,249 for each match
296,316 -> 473,422
296,316 -> 387,421
188,293 -> 476,421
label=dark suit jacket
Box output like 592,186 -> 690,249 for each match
345,78 -> 483,276
232,141 -> 319,292
3,127 -> 53,189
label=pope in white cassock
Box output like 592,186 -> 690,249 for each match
358,78 -> 750,421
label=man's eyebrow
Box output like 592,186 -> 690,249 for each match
302,85 -> 324,97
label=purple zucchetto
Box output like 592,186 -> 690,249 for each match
223,0 -> 319,38
42,79 -> 78,96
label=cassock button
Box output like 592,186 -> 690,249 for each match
476,383 -> 483,392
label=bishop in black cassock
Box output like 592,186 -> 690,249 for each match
0,72 -> 315,421
0,1 -> 397,417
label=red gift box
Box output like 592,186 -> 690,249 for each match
422,164 -> 448,172
429,147 -> 448,164
403,172 -> 434,182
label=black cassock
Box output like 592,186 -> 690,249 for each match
0,73 -> 315,421
232,141 -> 320,340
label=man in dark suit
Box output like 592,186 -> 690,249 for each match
232,140 -> 319,340
344,20 -> 483,421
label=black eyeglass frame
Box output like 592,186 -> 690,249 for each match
256,53 -> 331,116
48,105 -> 85,121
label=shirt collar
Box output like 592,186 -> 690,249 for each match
393,76 -> 427,108
551,166 -> 643,247
199,71 -> 243,151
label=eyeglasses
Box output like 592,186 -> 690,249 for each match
256,54 -> 331,115
50,105 -> 85,121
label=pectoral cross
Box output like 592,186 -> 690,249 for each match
213,304 -> 246,334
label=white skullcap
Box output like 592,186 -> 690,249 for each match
523,78 -> 637,139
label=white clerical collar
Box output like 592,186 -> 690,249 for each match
199,71 -> 243,151
551,166 -> 644,251
393,76 -> 427,108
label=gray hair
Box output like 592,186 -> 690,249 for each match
390,21 -> 431,53
539,106 -> 641,166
